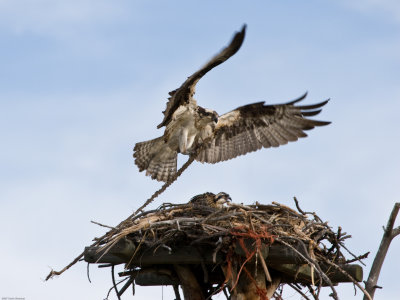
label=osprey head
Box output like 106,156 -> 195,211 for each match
211,111 -> 219,123
197,107 -> 219,124
214,192 -> 232,207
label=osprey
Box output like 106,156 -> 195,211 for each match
134,25 -> 330,182
189,192 -> 232,209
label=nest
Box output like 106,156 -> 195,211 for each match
82,197 -> 366,300
101,199 -> 349,262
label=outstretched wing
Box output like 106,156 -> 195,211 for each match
196,93 -> 330,164
157,25 -> 246,129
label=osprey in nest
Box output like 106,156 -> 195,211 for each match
189,192 -> 232,209
134,25 -> 330,182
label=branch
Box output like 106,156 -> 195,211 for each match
45,252 -> 84,280
391,226 -> 400,239
320,257 -> 372,300
111,265 -> 122,300
288,283 -> 312,300
134,155 -> 195,214
275,237 -> 339,300
91,220 -> 115,230
385,203 -> 400,238
364,202 -> 400,300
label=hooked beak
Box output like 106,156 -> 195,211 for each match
215,193 -> 232,206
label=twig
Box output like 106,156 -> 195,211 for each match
340,243 -> 367,266
207,212 -> 243,223
173,285 -> 181,300
105,282 -> 114,299
126,231 -> 148,267
161,244 -> 172,253
44,204 -> 176,280
104,276 -> 129,299
202,208 -> 233,224
191,231 -> 229,245
134,155 -> 196,214
276,237 -> 339,300
292,197 -> 323,222
87,263 -> 91,283
306,284 -> 319,300
257,248 -> 272,282
364,202 -> 400,300
272,202 -> 306,220
226,202 -> 254,211
222,286 -> 230,300
134,138 -> 215,216
98,263 -> 114,268
111,265 -> 122,300
117,277 -> 134,297
45,252 -> 85,280
288,283 -> 312,300
252,213 -> 273,225
91,220 -> 116,230
293,197 -> 306,215
392,226 -> 400,238
320,256 -> 372,300
205,283 -> 224,300
212,237 -> 224,263
345,252 -> 369,264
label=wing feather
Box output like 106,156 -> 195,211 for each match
196,93 -> 330,163
157,25 -> 246,128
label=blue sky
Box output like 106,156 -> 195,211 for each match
1,1 -> 399,299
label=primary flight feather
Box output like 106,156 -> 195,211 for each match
133,25 -> 330,182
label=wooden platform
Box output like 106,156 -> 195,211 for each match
84,238 -> 363,287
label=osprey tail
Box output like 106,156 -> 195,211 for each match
133,137 -> 177,182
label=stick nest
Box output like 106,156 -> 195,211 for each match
99,199 -> 356,267
47,197 -> 369,300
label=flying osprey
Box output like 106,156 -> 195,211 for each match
134,25 -> 330,182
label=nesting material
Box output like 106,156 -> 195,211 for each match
99,199 -> 352,266
82,198 -> 366,299
49,197 -> 367,299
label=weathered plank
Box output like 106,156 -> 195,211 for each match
84,240 -> 307,265
84,240 -> 363,285
134,268 -> 180,286
122,264 -> 362,286
269,263 -> 363,285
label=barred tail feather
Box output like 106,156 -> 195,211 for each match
133,137 -> 177,182
133,137 -> 164,171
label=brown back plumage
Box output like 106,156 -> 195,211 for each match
196,93 -> 330,164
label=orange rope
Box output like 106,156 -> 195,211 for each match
230,248 -> 257,291
222,225 -> 275,298
243,266 -> 269,300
